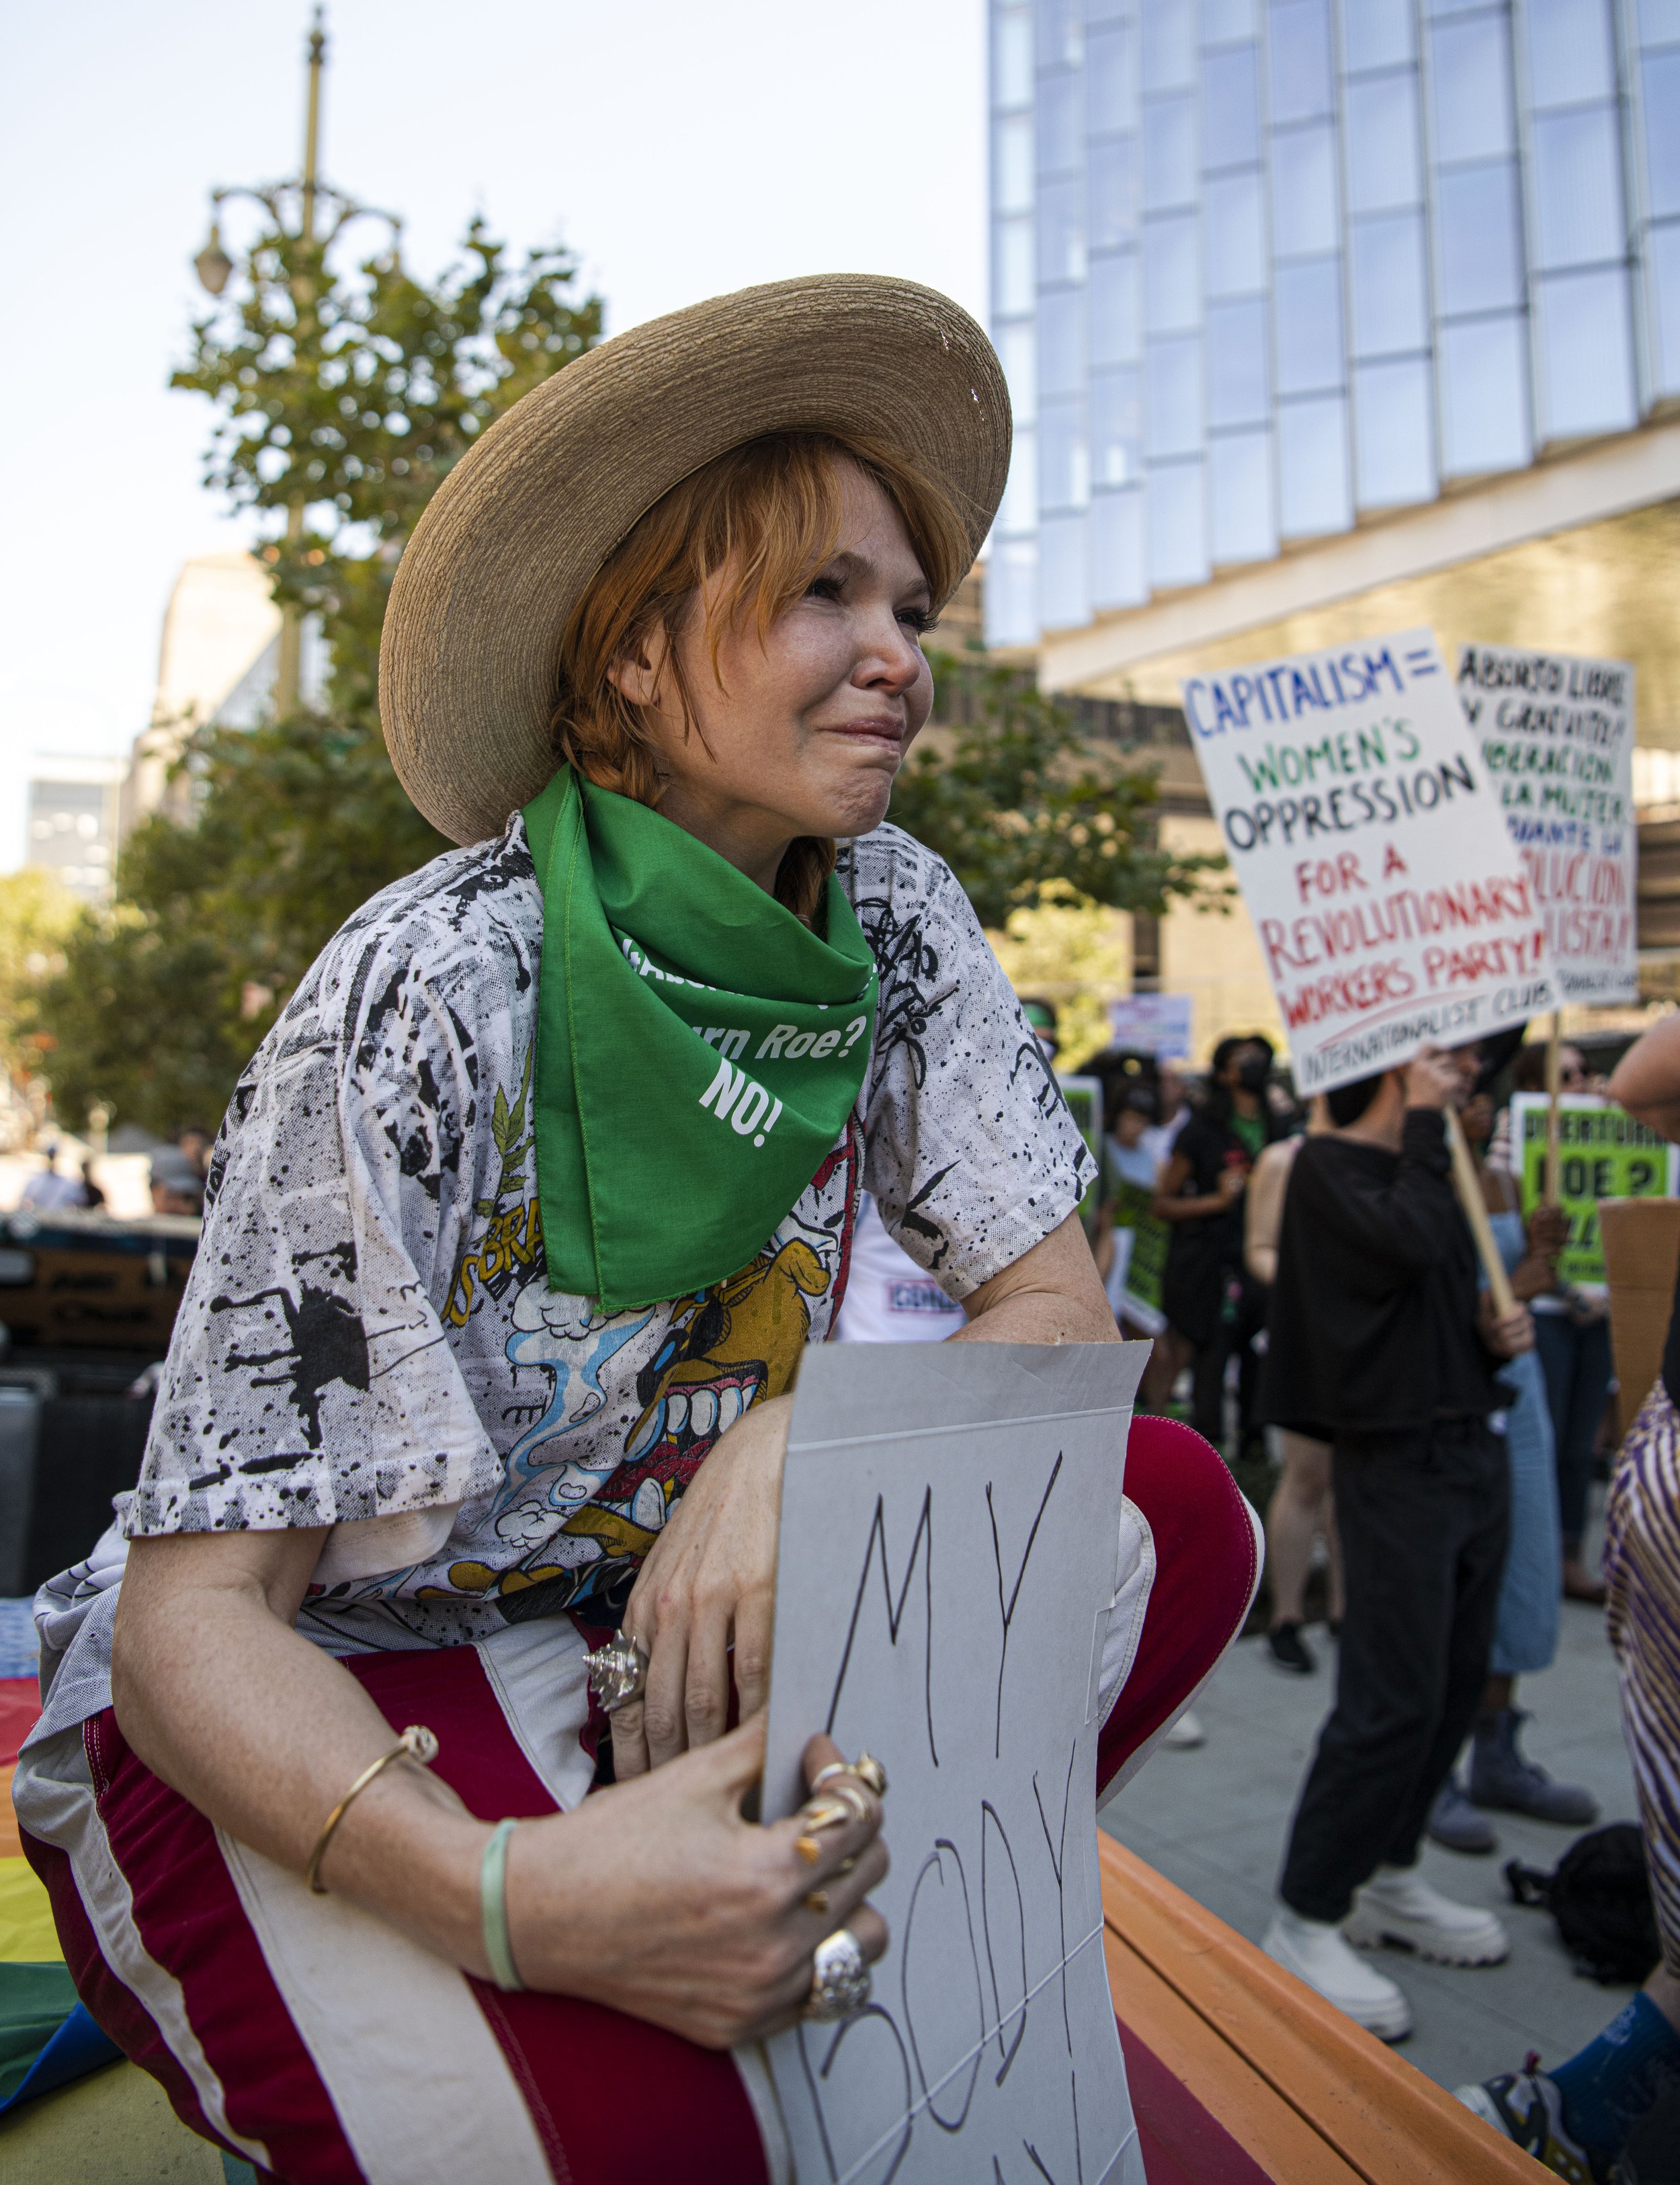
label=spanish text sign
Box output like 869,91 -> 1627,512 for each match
1181,628 -> 1558,1096
1458,644 -> 1638,1005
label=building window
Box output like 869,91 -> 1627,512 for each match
1349,212 -> 1429,356
1271,119 -> 1339,254
1208,297 -> 1271,424
1534,266 -> 1637,440
1273,255 -> 1346,395
1210,428 -> 1277,562
1146,460 -> 1210,586
1268,0 -> 1335,123
1090,486 -> 1147,609
1202,44 -> 1261,169
1144,212 -> 1202,329
1204,171 -> 1265,294
1438,314 -> 1532,475
1345,73 -> 1422,213
1089,249 -> 1142,364
1145,334 -> 1206,457
1277,394 -> 1351,535
1433,161 -> 1525,315
1352,356 -> 1436,507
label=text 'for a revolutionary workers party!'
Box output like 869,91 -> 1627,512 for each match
1182,629 -> 1558,1096
1457,643 -> 1638,1007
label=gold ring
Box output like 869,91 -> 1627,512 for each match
809,1760 -> 850,1791
804,1887 -> 831,1915
853,1751 -> 888,1799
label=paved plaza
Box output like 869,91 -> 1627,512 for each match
1102,1572 -> 1640,2093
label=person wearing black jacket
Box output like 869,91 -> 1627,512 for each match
1154,1034 -> 1279,1452
1257,1045 -> 1535,2040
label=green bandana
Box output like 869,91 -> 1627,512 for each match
522,769 -> 878,1311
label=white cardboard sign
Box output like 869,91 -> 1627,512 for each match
1456,643 -> 1638,1005
754,1339 -> 1149,2185
1181,628 -> 1558,1096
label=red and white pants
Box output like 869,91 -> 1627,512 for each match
15,1417 -> 1259,2185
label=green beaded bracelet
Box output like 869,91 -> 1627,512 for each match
480,1817 -> 526,1992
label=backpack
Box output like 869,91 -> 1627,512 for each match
1505,1824 -> 1662,1985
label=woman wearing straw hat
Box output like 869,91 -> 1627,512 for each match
13,277 -> 1255,2181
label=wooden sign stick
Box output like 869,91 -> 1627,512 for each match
1445,1104 -> 1518,1317
1544,1013 -> 1564,1204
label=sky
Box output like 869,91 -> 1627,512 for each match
0,0 -> 986,871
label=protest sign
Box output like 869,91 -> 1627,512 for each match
1058,1073 -> 1103,1228
1181,628 -> 1558,1096
757,1340 -> 1150,2185
1511,1094 -> 1678,1292
1458,645 -> 1637,1005
1108,1176 -> 1167,1333
1107,994 -> 1193,1059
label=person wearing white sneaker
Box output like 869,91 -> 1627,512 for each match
1255,1047 -> 1532,2041
1344,1866 -> 1508,1964
1263,1908 -> 1413,2040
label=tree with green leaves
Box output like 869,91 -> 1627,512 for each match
892,653 -> 1224,931
32,213 -> 601,1137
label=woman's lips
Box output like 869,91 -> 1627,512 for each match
821,718 -> 905,752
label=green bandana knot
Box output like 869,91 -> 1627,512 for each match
522,768 -> 878,1311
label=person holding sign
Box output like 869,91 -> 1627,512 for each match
1462,1016 -> 1680,2176
1257,1046 -> 1534,2040
11,282 -> 1254,2180
1497,1040 -> 1617,1606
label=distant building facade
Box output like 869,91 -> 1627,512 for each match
986,0 -> 1680,656
119,552 -> 325,839
27,756 -> 124,903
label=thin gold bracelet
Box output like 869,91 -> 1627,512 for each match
305,1725 -> 439,1895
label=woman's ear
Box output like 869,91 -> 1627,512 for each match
607,626 -> 670,713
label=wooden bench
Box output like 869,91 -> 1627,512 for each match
1101,1835 -> 1538,2182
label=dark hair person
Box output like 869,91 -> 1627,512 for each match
1153,1032 -> 1279,1453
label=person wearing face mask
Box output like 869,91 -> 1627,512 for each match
1154,1034 -> 1280,1454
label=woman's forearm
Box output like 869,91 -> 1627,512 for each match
1153,1190 -> 1226,1221
958,1212 -> 1120,1344
112,1534 -> 489,1971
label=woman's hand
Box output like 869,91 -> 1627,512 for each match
612,1391 -> 792,1778
507,1724 -> 888,2049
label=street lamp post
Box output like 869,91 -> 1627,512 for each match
191,7 -> 401,716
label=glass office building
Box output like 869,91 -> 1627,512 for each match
986,0 -> 1680,647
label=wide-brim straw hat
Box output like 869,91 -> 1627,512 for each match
379,274 -> 1011,846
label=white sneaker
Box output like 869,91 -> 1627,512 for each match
1261,1909 -> 1413,2039
1163,1708 -> 1205,1748
1345,1866 -> 1509,1966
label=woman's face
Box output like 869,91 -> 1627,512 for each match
610,463 -> 936,888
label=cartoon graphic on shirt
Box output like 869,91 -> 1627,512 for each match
429,1135 -> 862,1620
444,1050 -> 542,1327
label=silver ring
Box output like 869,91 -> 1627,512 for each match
804,1928 -> 871,2022
587,1635 -> 649,1713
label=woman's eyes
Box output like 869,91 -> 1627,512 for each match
803,575 -> 937,634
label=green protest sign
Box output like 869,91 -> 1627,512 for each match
1512,1094 -> 1678,1292
1109,1176 -> 1168,1333
1058,1074 -> 1103,1231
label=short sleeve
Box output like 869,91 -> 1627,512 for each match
126,933 -> 504,1538
844,827 -> 1096,1299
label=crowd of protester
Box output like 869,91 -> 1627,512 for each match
1077,1020 -> 1680,2176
